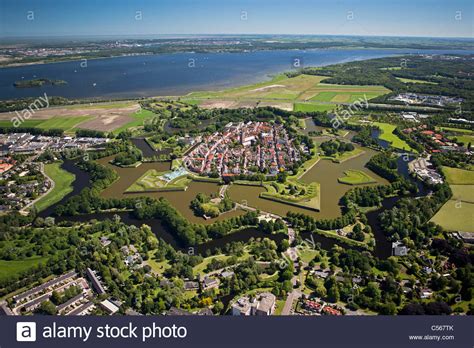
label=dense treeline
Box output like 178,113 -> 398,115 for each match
133,198 -> 259,246
366,153 -> 400,182
287,209 -> 357,231
431,152 -> 473,170
320,139 -> 354,156
75,129 -> 107,138
378,184 -> 452,246
352,126 -> 383,149
0,126 -> 63,136
342,181 -> 415,208
112,145 -> 143,166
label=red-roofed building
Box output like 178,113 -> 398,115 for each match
322,306 -> 342,316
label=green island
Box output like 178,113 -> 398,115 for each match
125,168 -> 191,192
338,170 -> 376,185
13,78 -> 67,88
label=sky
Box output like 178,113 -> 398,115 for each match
0,0 -> 473,38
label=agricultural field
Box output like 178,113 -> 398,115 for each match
38,116 -> 94,131
431,200 -> 474,233
431,168 -> 474,232
338,169 -> 376,185
306,83 -> 387,103
111,109 -> 158,134
293,103 -> 335,112
183,73 -> 390,111
0,116 -> 92,132
0,119 -> 44,128
450,185 -> 474,203
125,168 -> 191,192
0,257 -> 48,282
441,166 -> 474,185
35,162 -> 75,212
372,122 -> 414,152
0,101 -> 142,133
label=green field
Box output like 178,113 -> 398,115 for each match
0,257 -> 48,281
327,147 -> 364,163
37,116 -> 93,131
0,116 -> 91,132
431,170 -> 474,232
338,169 -> 376,185
442,167 -> 474,185
372,122 -> 415,152
431,200 -> 474,232
185,73 -> 389,109
0,119 -> 45,128
294,103 -> 336,112
260,180 -> 320,211
113,109 -> 158,134
310,92 -> 337,102
450,185 -> 474,203
35,162 -> 75,212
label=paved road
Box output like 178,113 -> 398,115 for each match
281,287 -> 303,315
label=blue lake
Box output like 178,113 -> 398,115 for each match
0,48 -> 472,100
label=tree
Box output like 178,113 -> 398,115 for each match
36,301 -> 57,315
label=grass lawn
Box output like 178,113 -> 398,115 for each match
260,180 -> 320,211
338,170 -> 376,185
274,299 -> 286,315
372,122 -> 414,152
331,147 -> 364,163
298,248 -> 319,263
0,257 -> 48,282
441,167 -> 474,185
35,162 -> 75,212
431,200 -> 474,232
146,256 -> 170,276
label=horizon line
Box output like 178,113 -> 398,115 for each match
1,33 -> 474,40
